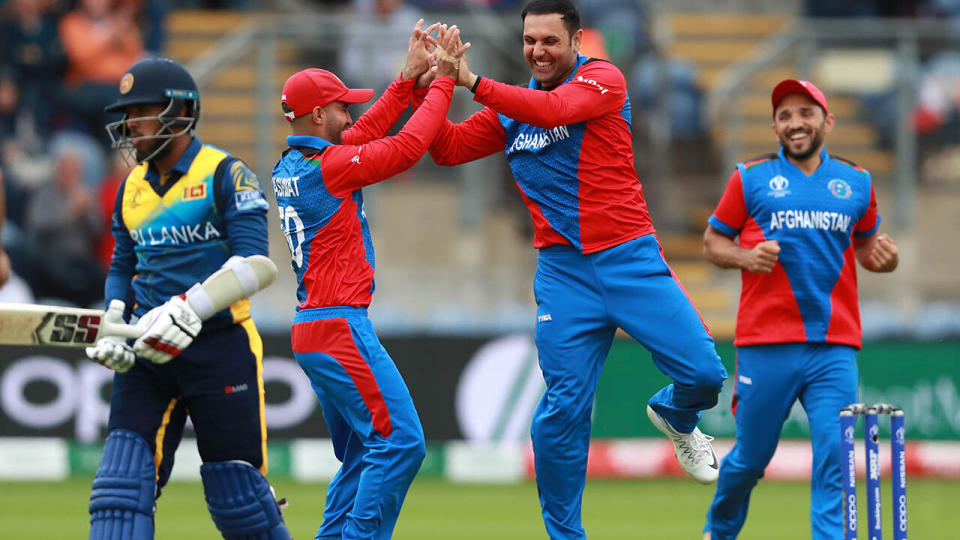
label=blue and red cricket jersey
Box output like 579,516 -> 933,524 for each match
272,75 -> 454,538
271,76 -> 454,310
428,54 -> 654,253
427,56 -> 728,539
709,147 -> 880,348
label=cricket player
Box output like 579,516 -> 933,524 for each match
271,24 -> 465,539
85,57 -> 290,539
423,1 -> 727,537
700,79 -> 899,539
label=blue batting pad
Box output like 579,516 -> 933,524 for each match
201,461 -> 291,539
89,429 -> 156,540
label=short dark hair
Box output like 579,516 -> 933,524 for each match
521,0 -> 581,38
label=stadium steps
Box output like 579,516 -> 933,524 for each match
165,10 -> 305,171
664,12 -> 893,175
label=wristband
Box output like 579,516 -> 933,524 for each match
470,75 -> 482,93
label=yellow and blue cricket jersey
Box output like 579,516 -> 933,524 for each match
106,137 -> 269,328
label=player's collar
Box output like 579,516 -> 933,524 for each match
286,135 -> 335,150
145,136 -> 202,184
777,145 -> 830,174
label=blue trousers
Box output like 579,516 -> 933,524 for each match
106,320 -> 268,489
291,307 -> 425,540
532,234 -> 727,539
704,343 -> 859,540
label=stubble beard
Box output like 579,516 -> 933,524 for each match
781,128 -> 825,162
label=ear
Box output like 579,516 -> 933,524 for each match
312,106 -> 324,125
571,28 -> 583,52
823,112 -> 836,134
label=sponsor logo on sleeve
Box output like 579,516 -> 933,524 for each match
235,190 -> 267,211
575,75 -> 610,94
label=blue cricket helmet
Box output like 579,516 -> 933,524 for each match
105,57 -> 201,165
105,56 -> 200,119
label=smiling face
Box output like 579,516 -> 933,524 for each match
523,13 -> 581,90
772,93 -> 835,163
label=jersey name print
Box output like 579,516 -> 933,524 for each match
768,209 -> 852,232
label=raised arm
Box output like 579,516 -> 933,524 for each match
428,108 -> 506,166
464,60 -> 627,129
322,27 -> 467,196
344,20 -> 440,144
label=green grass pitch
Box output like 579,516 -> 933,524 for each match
2,477 -> 957,538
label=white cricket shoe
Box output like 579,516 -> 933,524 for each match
646,405 -> 719,484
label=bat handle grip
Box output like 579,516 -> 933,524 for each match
103,320 -> 145,341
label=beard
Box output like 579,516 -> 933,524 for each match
135,136 -> 173,164
780,127 -> 825,161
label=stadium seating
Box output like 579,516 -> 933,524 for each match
664,12 -> 893,175
166,10 -> 304,173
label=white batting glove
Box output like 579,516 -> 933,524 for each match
85,300 -> 135,373
133,296 -> 202,364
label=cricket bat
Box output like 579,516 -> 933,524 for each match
0,255 -> 278,348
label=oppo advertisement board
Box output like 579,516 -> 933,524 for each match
1,335 -> 958,442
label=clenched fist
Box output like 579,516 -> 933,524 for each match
745,240 -> 780,274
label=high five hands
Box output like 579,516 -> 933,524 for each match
402,19 -> 440,82
402,20 -> 472,88
433,24 -> 470,80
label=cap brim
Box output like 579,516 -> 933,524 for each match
771,79 -> 827,115
771,79 -> 806,107
340,88 -> 374,104
104,95 -> 168,113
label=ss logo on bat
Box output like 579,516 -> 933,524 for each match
48,314 -> 102,344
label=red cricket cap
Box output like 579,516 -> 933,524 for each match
280,69 -> 373,122
771,79 -> 829,116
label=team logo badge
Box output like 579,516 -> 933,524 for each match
767,175 -> 790,197
828,178 -> 852,199
119,73 -> 134,95
183,183 -> 206,201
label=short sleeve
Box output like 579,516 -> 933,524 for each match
708,169 -> 748,237
853,184 -> 881,238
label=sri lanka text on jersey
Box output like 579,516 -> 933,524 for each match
130,222 -> 222,246
768,210 -> 852,233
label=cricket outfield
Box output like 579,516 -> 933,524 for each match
2,477 -> 957,539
